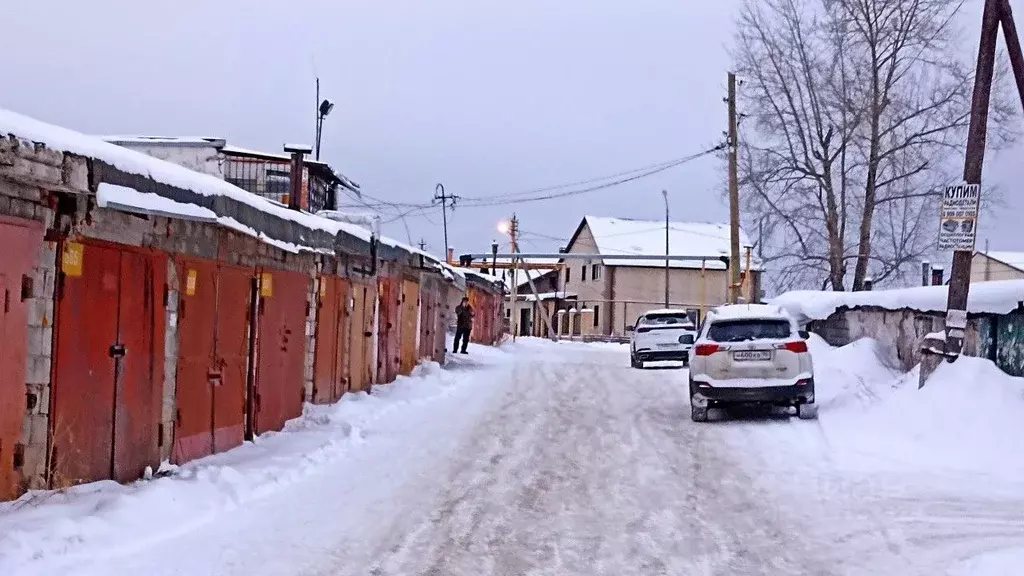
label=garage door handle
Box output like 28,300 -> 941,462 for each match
109,344 -> 126,358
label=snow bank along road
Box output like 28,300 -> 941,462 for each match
4,338 -> 1024,575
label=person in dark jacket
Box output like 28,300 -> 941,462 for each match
453,297 -> 474,354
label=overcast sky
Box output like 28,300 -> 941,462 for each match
4,0 -> 1022,282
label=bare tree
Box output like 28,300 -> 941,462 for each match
735,0 -> 1016,292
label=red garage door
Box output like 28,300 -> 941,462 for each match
253,269 -> 309,435
0,216 -> 43,500
52,240 -> 165,486
172,260 -> 253,464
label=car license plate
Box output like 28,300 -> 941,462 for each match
732,350 -> 772,362
657,343 -> 677,348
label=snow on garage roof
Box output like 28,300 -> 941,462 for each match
0,108 -> 396,257
0,108 -> 352,241
771,280 -> 1024,322
576,216 -> 759,270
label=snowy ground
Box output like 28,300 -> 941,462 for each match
3,337 -> 1024,575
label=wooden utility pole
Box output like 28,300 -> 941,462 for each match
727,72 -> 741,304
945,0 -> 1001,355
509,214 -> 520,341
433,183 -> 459,258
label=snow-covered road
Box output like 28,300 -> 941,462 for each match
5,339 -> 1024,575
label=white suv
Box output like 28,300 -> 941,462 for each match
628,309 -> 697,368
687,304 -> 816,422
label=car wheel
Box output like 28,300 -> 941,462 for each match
690,405 -> 709,422
797,403 -> 818,420
629,355 -> 637,368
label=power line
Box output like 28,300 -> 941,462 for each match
458,145 -> 725,203
456,143 -> 726,208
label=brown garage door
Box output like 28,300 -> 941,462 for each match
0,216 -> 44,500
313,276 -> 350,404
347,282 -> 374,393
399,279 -> 420,376
52,240 -> 165,487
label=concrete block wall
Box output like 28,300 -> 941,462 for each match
809,307 -> 985,371
20,239 -> 58,490
161,259 -> 180,462
304,273 -> 320,403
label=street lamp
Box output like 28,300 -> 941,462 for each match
314,98 -> 334,161
497,220 -> 511,235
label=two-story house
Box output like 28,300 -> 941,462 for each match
559,215 -> 760,336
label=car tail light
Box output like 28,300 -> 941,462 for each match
694,344 -> 720,356
796,378 -> 812,386
780,341 -> 808,353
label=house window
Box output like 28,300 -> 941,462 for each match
581,265 -> 586,282
565,267 -> 571,284
592,264 -> 601,280
593,305 -> 601,328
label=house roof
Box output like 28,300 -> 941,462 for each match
978,251 -> 1024,273
564,216 -> 759,271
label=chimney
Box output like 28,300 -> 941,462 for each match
283,143 -> 313,211
863,277 -> 873,291
447,247 -> 455,264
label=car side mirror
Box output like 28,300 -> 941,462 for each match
798,330 -> 810,340
625,325 -> 634,332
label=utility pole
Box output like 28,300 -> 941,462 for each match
433,183 -> 459,258
509,214 -> 520,341
662,190 -> 670,308
727,72 -> 742,304
944,0 -> 1001,356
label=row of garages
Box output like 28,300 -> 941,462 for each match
0,110 -> 505,501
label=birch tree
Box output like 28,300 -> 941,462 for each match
735,0 -> 1016,291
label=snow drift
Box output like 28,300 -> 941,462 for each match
808,336 -> 1024,476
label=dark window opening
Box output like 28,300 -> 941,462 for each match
594,305 -> 600,327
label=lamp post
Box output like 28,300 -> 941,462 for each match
662,190 -> 670,308
314,79 -> 335,161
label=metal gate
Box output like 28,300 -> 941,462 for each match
52,240 -> 165,486
253,269 -> 309,434
399,279 -> 420,375
172,259 -> 253,464
0,216 -> 44,500
313,276 -> 350,404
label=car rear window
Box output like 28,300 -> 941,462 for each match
640,314 -> 693,328
706,319 -> 792,342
